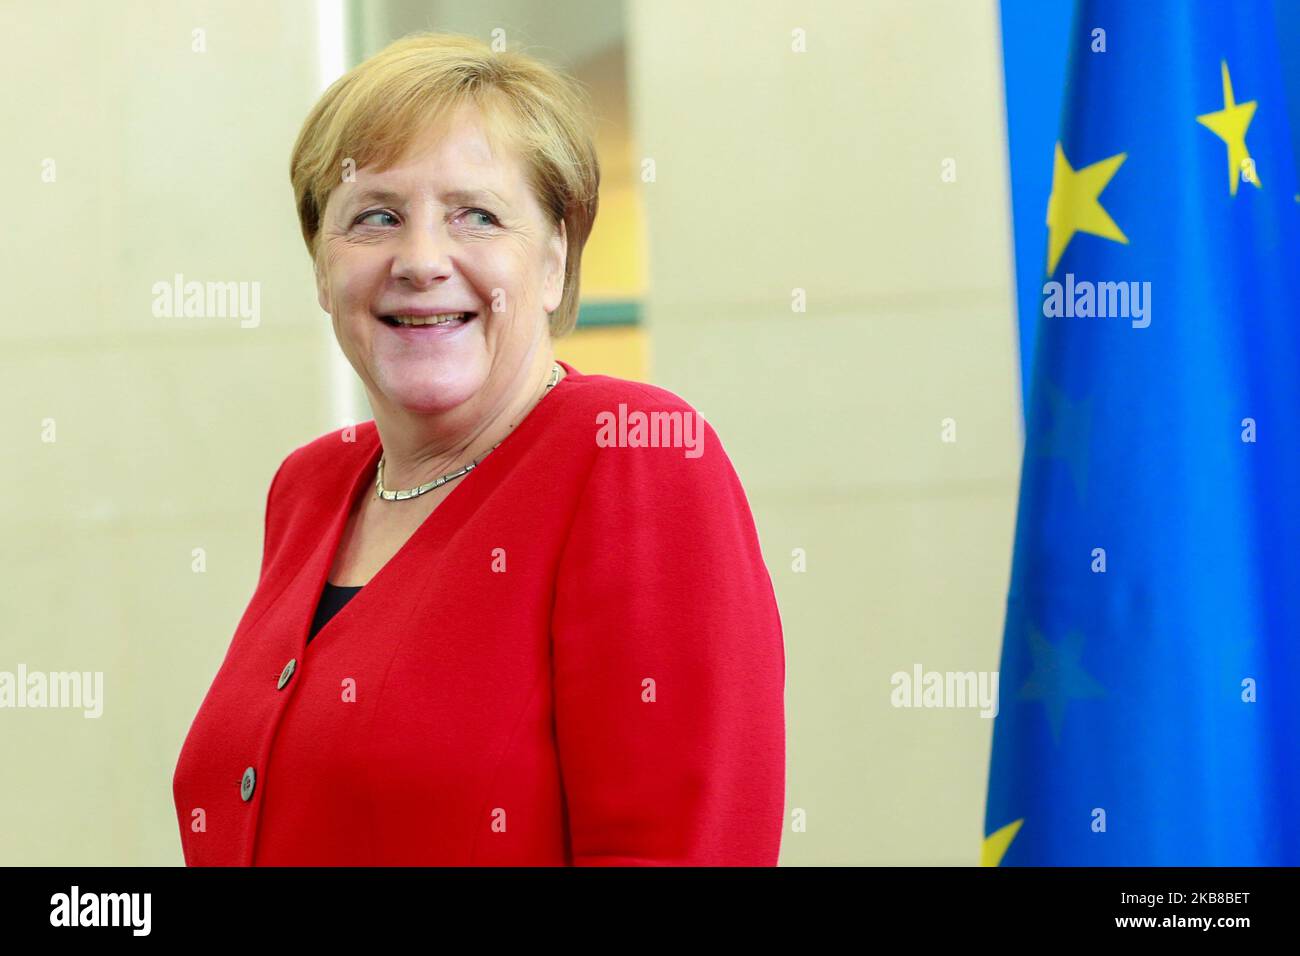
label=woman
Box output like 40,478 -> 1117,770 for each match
172,32 -> 786,866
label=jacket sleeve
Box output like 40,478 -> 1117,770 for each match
550,409 -> 786,865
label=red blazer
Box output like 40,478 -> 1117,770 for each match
172,360 -> 786,865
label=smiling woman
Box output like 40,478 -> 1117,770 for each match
171,32 -> 786,867
302,54 -> 590,425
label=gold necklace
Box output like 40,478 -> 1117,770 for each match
375,363 -> 562,501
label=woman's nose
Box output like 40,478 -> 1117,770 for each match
391,221 -> 453,287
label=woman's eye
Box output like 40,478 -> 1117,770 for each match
356,210 -> 398,227
460,208 -> 498,227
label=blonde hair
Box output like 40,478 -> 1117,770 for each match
290,32 -> 601,337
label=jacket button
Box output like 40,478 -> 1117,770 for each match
240,767 -> 256,801
277,658 -> 297,690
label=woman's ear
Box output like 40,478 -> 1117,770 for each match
543,220 -> 568,314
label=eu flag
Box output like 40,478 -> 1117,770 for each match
984,0 -> 1300,865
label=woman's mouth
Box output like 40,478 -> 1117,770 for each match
378,312 -> 476,329
377,312 -> 478,335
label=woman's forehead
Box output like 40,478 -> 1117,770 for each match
353,109 -> 526,194
405,106 -> 497,163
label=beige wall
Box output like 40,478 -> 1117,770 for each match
624,0 -> 1022,864
0,0 -> 336,864
0,0 -> 1020,866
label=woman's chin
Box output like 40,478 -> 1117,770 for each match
376,372 -> 482,415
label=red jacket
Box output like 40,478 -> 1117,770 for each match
172,360 -> 786,865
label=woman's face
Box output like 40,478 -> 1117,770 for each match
314,103 -> 566,418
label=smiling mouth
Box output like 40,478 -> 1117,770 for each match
378,312 -> 477,328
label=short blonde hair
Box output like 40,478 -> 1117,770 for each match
290,32 -> 601,337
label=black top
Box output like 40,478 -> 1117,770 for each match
308,582 -> 363,642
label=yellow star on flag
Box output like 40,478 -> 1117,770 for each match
1046,144 -> 1128,276
981,818 -> 1024,866
1196,60 -> 1261,196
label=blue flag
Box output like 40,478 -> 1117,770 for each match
985,0 -> 1300,865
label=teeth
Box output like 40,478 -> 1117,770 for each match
389,312 -> 470,326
